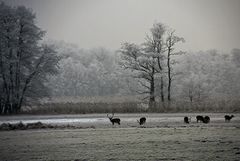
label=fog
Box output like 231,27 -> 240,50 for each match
3,0 -> 240,52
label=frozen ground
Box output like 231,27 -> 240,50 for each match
0,113 -> 240,161
1,113 -> 240,128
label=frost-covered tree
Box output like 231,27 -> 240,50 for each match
165,30 -> 185,101
231,48 -> 240,68
119,22 -> 184,110
46,43 -> 129,97
143,23 -> 166,103
0,3 -> 59,114
119,43 -> 159,109
177,50 -> 240,104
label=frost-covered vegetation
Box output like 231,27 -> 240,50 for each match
1,2 -> 240,114
39,41 -> 240,113
0,3 -> 59,114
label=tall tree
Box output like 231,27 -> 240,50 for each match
119,22 -> 185,110
165,30 -> 185,101
119,43 -> 158,110
143,23 -> 166,103
0,3 -> 59,114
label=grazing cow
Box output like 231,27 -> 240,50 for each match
137,117 -> 146,125
224,115 -> 234,122
107,113 -> 120,125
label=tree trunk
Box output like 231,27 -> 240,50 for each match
9,48 -> 15,112
15,25 -> 24,113
160,76 -> 165,102
149,66 -> 156,110
167,49 -> 171,101
189,89 -> 193,102
149,76 -> 155,109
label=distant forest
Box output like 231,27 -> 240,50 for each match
1,3 -> 240,114
47,41 -> 240,106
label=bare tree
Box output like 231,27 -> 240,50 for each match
143,23 -> 166,103
119,23 -> 185,110
119,23 -> 166,110
119,43 -> 158,109
165,30 -> 185,101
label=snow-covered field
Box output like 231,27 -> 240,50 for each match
0,113 -> 239,161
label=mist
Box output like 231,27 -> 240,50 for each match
3,0 -> 240,52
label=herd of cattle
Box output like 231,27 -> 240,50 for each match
107,114 -> 235,126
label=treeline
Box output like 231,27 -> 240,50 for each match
46,43 -> 133,97
46,36 -> 240,112
1,3 -> 240,114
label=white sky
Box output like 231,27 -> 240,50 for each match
3,0 -> 240,52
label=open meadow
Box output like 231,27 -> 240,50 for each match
0,113 -> 240,161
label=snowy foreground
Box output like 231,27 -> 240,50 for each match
0,113 -> 240,161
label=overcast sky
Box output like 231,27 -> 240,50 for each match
3,0 -> 240,52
